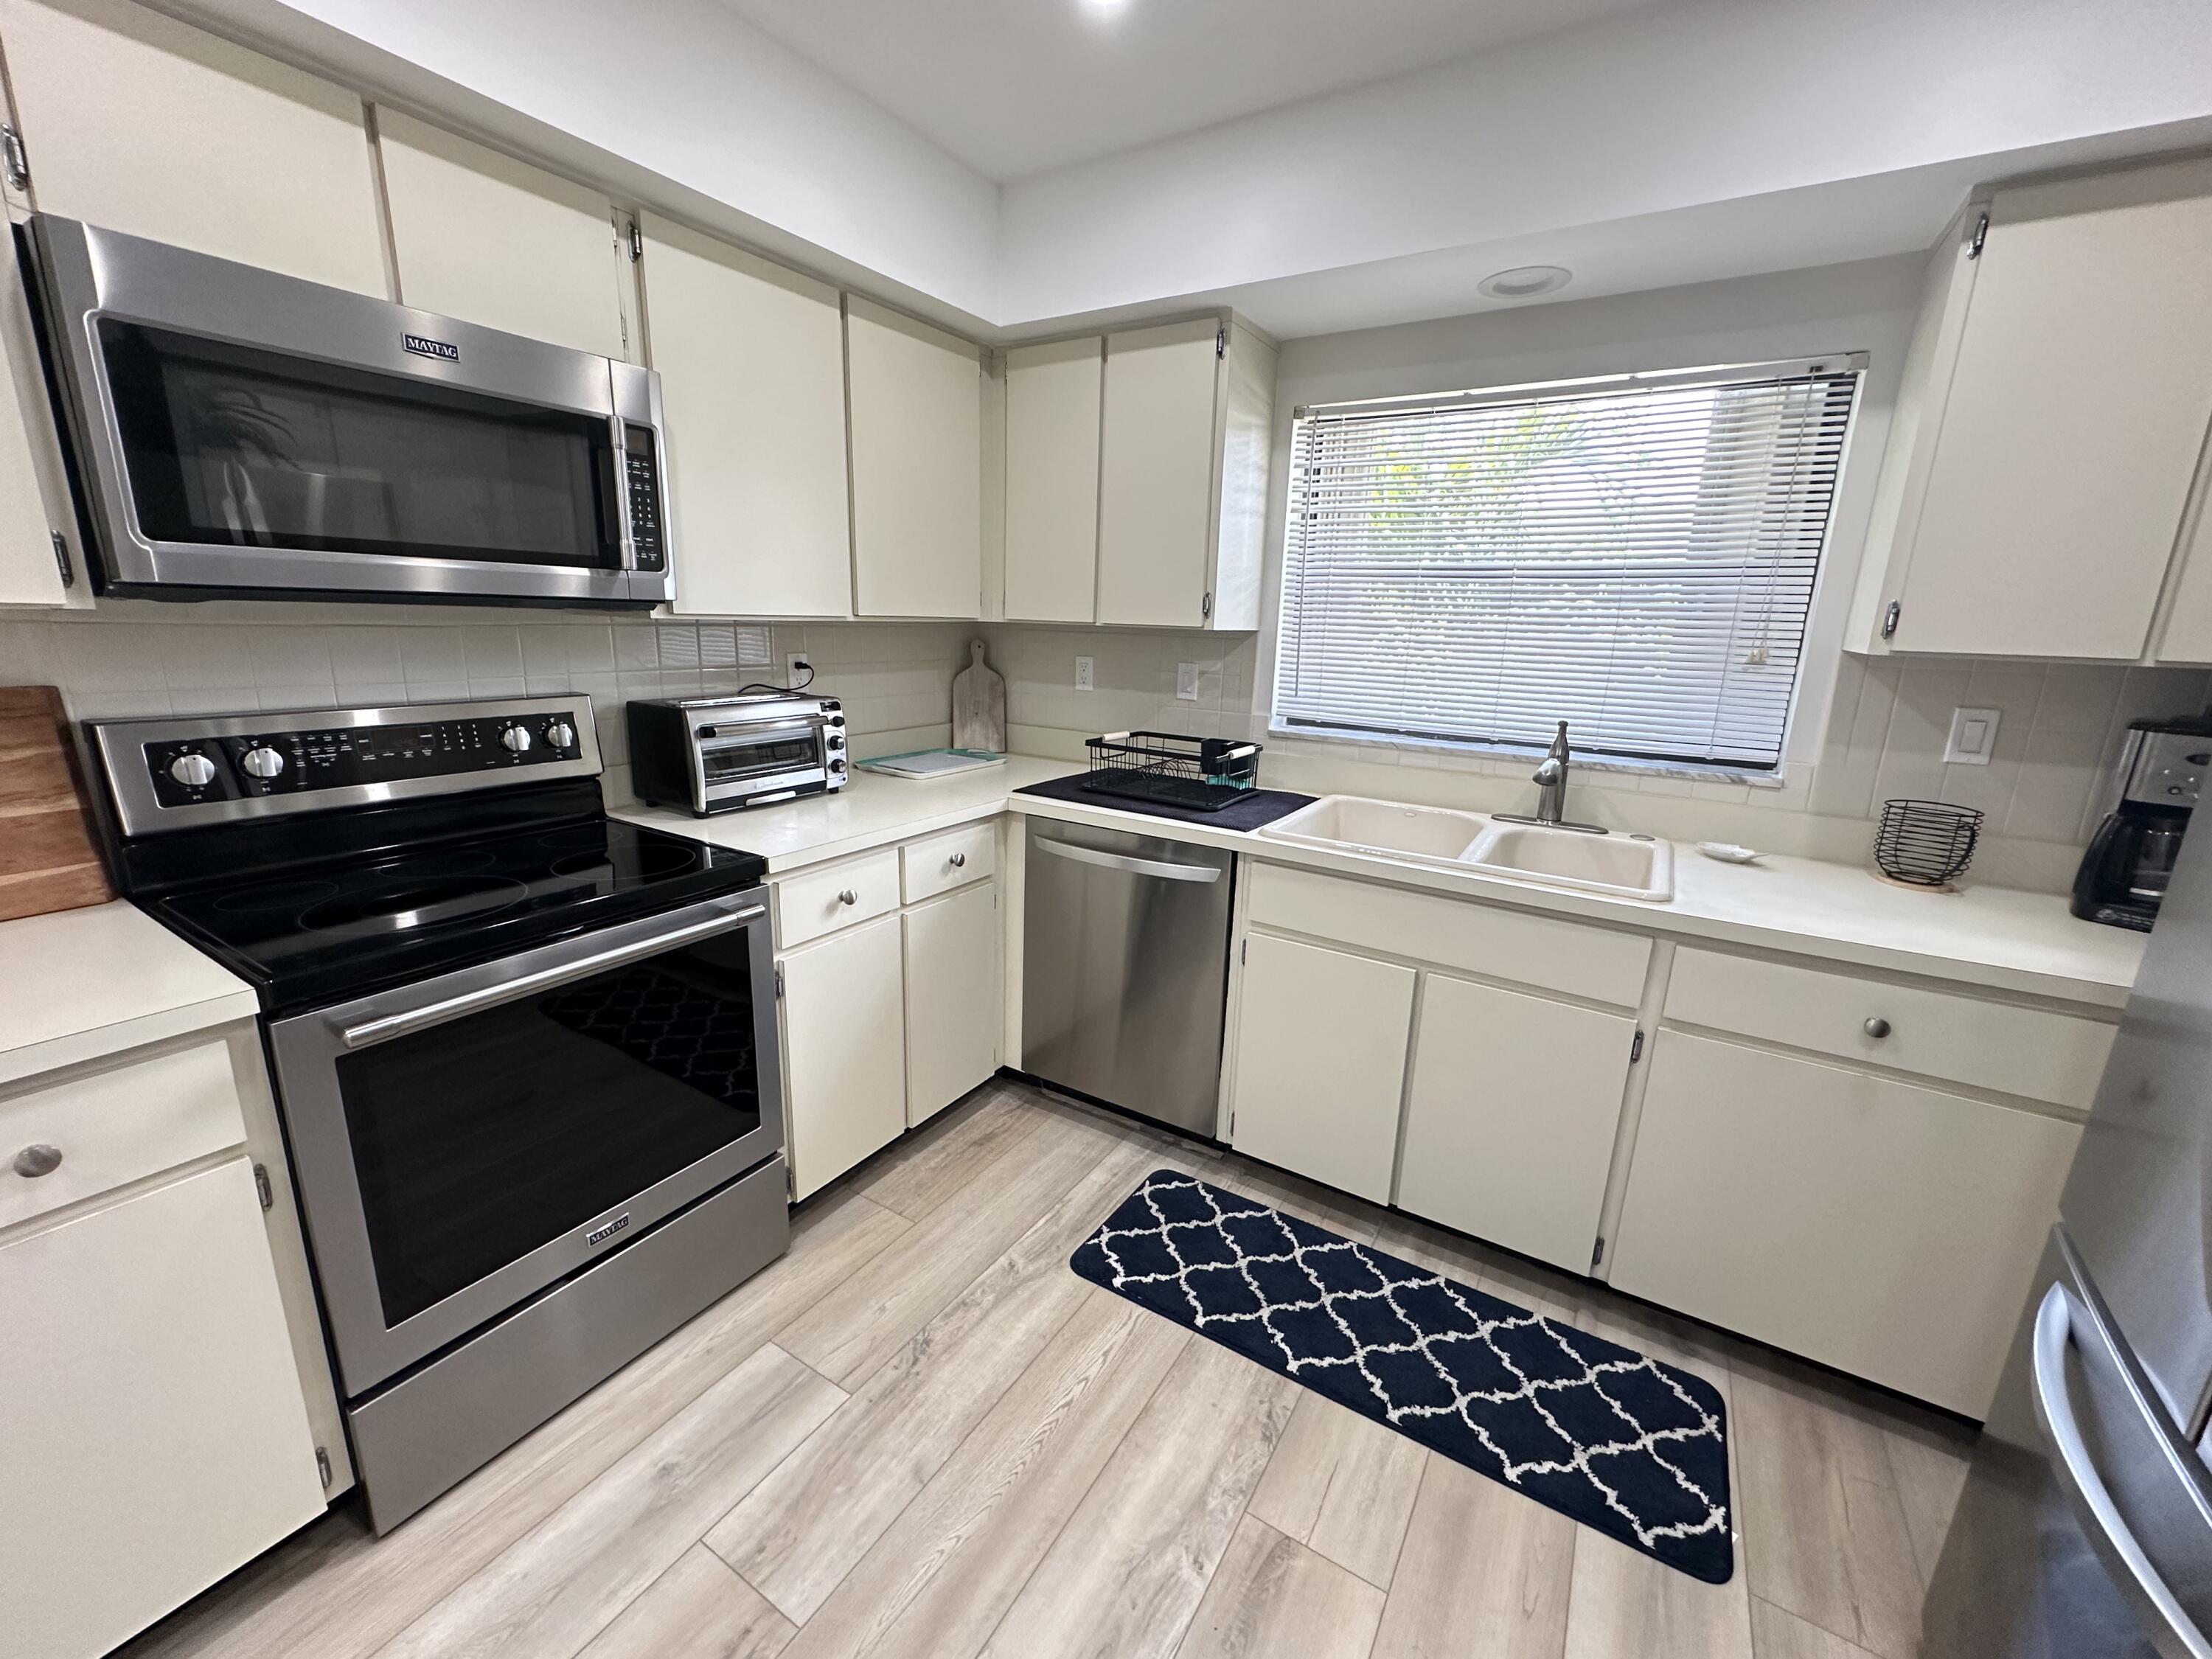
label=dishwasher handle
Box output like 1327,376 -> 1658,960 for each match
1032,835 -> 1223,884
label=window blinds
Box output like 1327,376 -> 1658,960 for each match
1276,361 -> 1862,770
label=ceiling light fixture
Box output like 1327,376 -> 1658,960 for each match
1478,265 -> 1572,300
1078,0 -> 1130,16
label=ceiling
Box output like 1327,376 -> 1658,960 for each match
709,0 -> 1671,180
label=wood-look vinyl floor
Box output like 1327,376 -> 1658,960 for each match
120,1082 -> 1974,1659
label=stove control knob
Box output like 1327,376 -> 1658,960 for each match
546,721 -> 576,751
240,746 -> 286,779
167,751 -> 216,787
501,726 -> 533,754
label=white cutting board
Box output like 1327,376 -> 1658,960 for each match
951,639 -> 1007,754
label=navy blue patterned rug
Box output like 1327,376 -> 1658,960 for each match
1070,1169 -> 1733,1583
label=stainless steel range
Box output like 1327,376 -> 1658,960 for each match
86,697 -> 785,1531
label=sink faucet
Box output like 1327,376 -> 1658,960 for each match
1497,721 -> 1609,835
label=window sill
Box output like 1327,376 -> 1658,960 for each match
1265,722 -> 1787,790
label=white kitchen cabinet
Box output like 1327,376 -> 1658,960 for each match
1229,932 -> 1414,1203
846,297 -> 982,618
1,1158 -> 327,1659
1096,318 -> 1274,630
1609,1030 -> 2081,1414
903,879 -> 999,1127
0,0 -> 386,295
0,226 -> 76,604
1852,158 -> 2212,658
1003,336 -> 1104,622
1397,973 -> 1636,1275
782,910 -> 907,1200
374,108 -> 632,359
2152,462 -> 2212,664
644,214 -> 853,619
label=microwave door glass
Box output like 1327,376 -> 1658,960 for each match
99,320 -> 622,570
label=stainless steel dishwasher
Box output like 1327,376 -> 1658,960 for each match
1021,818 -> 1235,1135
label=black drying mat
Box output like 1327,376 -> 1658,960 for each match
1016,772 -> 1315,831
1071,1169 -> 1734,1583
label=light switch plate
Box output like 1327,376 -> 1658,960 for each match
1074,655 -> 1093,692
1177,661 -> 1200,701
1944,706 -> 2001,766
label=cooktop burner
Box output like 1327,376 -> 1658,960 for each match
302,876 -> 529,936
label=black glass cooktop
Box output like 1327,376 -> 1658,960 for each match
152,815 -> 764,1016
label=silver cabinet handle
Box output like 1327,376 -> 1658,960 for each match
2031,1281 -> 2212,1658
1863,1017 -> 1892,1039
949,852 -> 967,869
838,888 -> 858,905
339,904 -> 765,1050
12,1144 -> 61,1178
1034,837 -> 1223,883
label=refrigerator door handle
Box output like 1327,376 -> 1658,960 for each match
2033,1281 -> 2212,1659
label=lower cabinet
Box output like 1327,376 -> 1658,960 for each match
1,1157 -> 327,1659
782,911 -> 907,1201
903,881 -> 1000,1127
1397,974 -> 1636,1275
1608,1030 -> 2081,1414
1228,933 -> 1414,1203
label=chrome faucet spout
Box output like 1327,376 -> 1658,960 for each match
1531,721 -> 1571,824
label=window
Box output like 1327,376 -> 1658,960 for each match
1276,358 -> 1863,771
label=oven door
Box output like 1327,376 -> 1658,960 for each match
266,890 -> 779,1396
696,720 -> 830,809
31,214 -> 670,606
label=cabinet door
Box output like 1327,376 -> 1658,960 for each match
1893,162 -> 2212,658
1097,319 -> 1223,627
644,215 -> 852,618
1004,337 -> 1102,622
1397,975 -> 1634,1274
1,1158 -> 327,1659
375,108 -> 630,359
1609,1030 -> 2081,1414
783,912 -> 905,1200
846,297 -> 982,618
0,227 -> 72,604
2154,463 -> 2212,663
904,881 -> 1000,1127
1229,933 -> 1413,1203
0,0 -> 386,295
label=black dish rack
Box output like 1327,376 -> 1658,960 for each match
1081,731 -> 1262,813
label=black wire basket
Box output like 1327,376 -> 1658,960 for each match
1080,731 -> 1262,813
1873,799 -> 1983,887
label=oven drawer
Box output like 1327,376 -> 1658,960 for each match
1,1037 -> 248,1231
776,849 -> 902,947
902,822 -> 995,904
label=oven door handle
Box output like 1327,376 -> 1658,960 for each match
336,904 -> 767,1051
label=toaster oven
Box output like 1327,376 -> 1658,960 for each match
627,695 -> 847,815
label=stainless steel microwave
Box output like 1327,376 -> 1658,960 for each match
27,215 -> 672,608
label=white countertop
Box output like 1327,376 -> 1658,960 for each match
0,900 -> 260,1086
622,759 -> 2146,1009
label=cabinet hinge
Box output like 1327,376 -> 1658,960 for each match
628,220 -> 643,262
1201,591 -> 1213,620
1629,1029 -> 1644,1064
253,1161 -> 274,1211
315,1446 -> 333,1489
1882,599 -> 1902,641
50,532 -> 72,587
774,962 -> 785,999
1967,211 -> 1989,260
1,124 -> 28,192
1590,1236 -> 1607,1270
1215,324 -> 1227,359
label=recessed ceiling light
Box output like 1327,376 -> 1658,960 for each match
1478,265 -> 1572,300
1078,0 -> 1130,16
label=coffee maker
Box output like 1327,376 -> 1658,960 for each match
2072,714 -> 2212,930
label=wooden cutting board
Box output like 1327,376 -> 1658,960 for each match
950,639 -> 1007,754
0,686 -> 115,924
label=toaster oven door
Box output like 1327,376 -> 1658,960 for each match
698,720 -> 830,807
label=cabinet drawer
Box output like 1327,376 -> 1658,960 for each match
776,849 -> 902,948
1663,947 -> 2114,1110
1247,863 -> 1649,1008
902,821 -> 995,903
1,1039 -> 247,1232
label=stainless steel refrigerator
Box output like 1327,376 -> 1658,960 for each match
1924,821 -> 2212,1655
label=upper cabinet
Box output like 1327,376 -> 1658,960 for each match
0,220 -> 77,605
374,108 -> 634,360
0,0 -> 386,295
846,297 -> 983,619
642,214 -> 853,619
1002,316 -> 1274,630
1852,159 -> 2212,659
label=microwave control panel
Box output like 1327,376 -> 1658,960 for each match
143,710 -> 586,809
624,425 -> 664,572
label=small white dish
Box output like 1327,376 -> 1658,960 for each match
1697,841 -> 1764,865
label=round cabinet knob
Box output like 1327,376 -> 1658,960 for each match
501,726 -> 533,754
546,721 -> 576,751
12,1144 -> 62,1179
1863,1017 -> 1892,1040
838,888 -> 858,906
167,751 -> 216,787
240,746 -> 286,779
949,852 -> 967,868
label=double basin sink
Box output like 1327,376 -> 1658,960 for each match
1259,795 -> 1676,902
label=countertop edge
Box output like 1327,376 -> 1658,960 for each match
0,988 -> 261,1088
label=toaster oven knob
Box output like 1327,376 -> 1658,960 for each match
830,757 -> 847,775
546,721 -> 577,751
240,746 -> 286,779
167,751 -> 217,787
501,725 -> 533,754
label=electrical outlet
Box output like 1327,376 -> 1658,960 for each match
786,653 -> 813,688
1944,706 -> 2001,765
1177,661 -> 1200,701
1074,655 -> 1094,692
